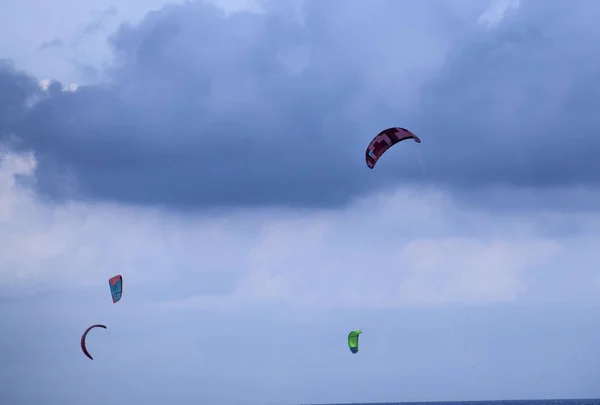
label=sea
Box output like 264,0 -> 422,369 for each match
315,401 -> 600,405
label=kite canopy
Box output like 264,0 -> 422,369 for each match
365,127 -> 421,169
348,329 -> 362,354
81,324 -> 107,360
108,275 -> 123,303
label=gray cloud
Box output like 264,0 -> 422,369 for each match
416,0 -> 600,189
38,6 -> 119,51
0,61 -> 45,151
79,6 -> 118,37
1,142 -> 600,403
2,0 -> 600,210
38,38 -> 65,51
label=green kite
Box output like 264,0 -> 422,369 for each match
348,329 -> 362,354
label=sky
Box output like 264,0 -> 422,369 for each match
1,0 -> 600,404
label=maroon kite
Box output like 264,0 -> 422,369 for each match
80,324 -> 107,360
365,127 -> 421,169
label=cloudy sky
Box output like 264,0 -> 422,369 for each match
1,0 -> 600,404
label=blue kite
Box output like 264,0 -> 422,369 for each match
108,275 -> 123,303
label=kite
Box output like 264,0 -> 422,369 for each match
348,329 -> 362,354
80,324 -> 107,360
108,275 -> 123,303
365,127 -> 421,169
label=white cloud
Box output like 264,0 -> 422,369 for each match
0,147 -> 597,310
39,79 -> 79,92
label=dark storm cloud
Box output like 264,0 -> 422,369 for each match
0,61 -> 42,132
415,0 -> 600,190
2,0 -> 600,209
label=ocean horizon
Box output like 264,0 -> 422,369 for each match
307,400 -> 600,405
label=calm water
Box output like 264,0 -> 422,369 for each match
318,401 -> 600,405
